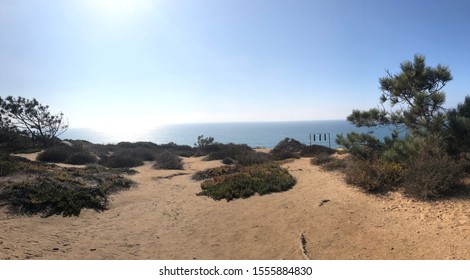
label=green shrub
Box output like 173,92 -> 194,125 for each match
66,151 -> 97,165
154,150 -> 184,170
99,154 -> 143,168
97,176 -> 134,194
270,138 -> 305,160
236,151 -> 272,166
300,145 -> 335,157
192,165 -> 242,181
0,163 -> 135,217
345,158 -> 403,193
321,158 -> 348,171
37,145 -> 75,163
196,135 -> 215,147
204,143 -> 254,161
0,153 -> 18,176
402,150 -> 464,199
336,132 -> 384,160
311,153 -> 334,165
197,163 -> 296,201
0,177 -> 107,217
222,157 -> 235,165
311,153 -> 348,171
122,147 -> 156,161
0,130 -> 40,153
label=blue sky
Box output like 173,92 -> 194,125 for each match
1,0 -> 470,131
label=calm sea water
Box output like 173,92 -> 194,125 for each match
61,120 -> 397,148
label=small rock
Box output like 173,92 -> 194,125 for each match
52,248 -> 59,251
90,248 -> 96,251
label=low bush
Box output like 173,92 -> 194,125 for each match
197,163 -> 296,201
154,150 -> 184,170
0,177 -> 106,217
0,130 -> 40,153
159,143 -> 196,157
97,176 -> 134,194
402,151 -> 464,199
236,151 -> 272,166
300,145 -> 336,157
99,154 -> 144,168
192,165 -> 242,181
66,151 -> 97,165
0,163 -> 135,217
311,153 -> 348,171
122,147 -> 156,161
345,158 -> 403,193
37,145 -> 74,163
321,158 -> 348,171
0,153 -> 18,176
311,153 -> 333,165
270,138 -> 305,160
222,157 -> 235,165
204,143 -> 254,161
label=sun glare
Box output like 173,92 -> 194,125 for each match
83,0 -> 154,22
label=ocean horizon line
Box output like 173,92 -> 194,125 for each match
61,120 -> 393,149
67,119 -> 348,130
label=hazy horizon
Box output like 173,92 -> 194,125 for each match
2,0 -> 470,132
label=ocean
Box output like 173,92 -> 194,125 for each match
60,120 -> 397,149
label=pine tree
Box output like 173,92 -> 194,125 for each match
337,55 -> 453,157
0,96 -> 68,147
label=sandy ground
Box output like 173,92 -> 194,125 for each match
2,153 -> 470,260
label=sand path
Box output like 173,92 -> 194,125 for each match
1,156 -> 470,259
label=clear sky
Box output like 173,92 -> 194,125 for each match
1,0 -> 470,131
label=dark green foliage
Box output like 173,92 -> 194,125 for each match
99,154 -> 144,168
311,153 -> 334,166
311,154 -> 348,171
195,137 -> 270,166
0,154 -> 54,176
202,143 -> 254,161
0,96 -> 68,147
347,108 -> 390,128
0,129 -> 40,153
222,157 -> 235,165
36,140 -> 197,169
0,153 -> 18,176
345,55 -> 451,136
66,151 -> 97,165
336,132 -> 384,159
192,165 -> 242,181
37,143 -> 97,165
159,143 -> 196,157
121,147 -> 156,161
299,144 -> 335,157
270,138 -> 304,160
236,151 -> 272,166
197,163 -> 296,201
37,145 -> 74,163
402,146 -> 464,199
0,163 -> 134,217
446,95 -> 470,158
153,150 -> 184,170
345,158 -> 404,194
321,158 -> 348,171
196,135 -> 214,147
345,136 -> 465,198
0,177 -> 106,217
332,55 -> 470,200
